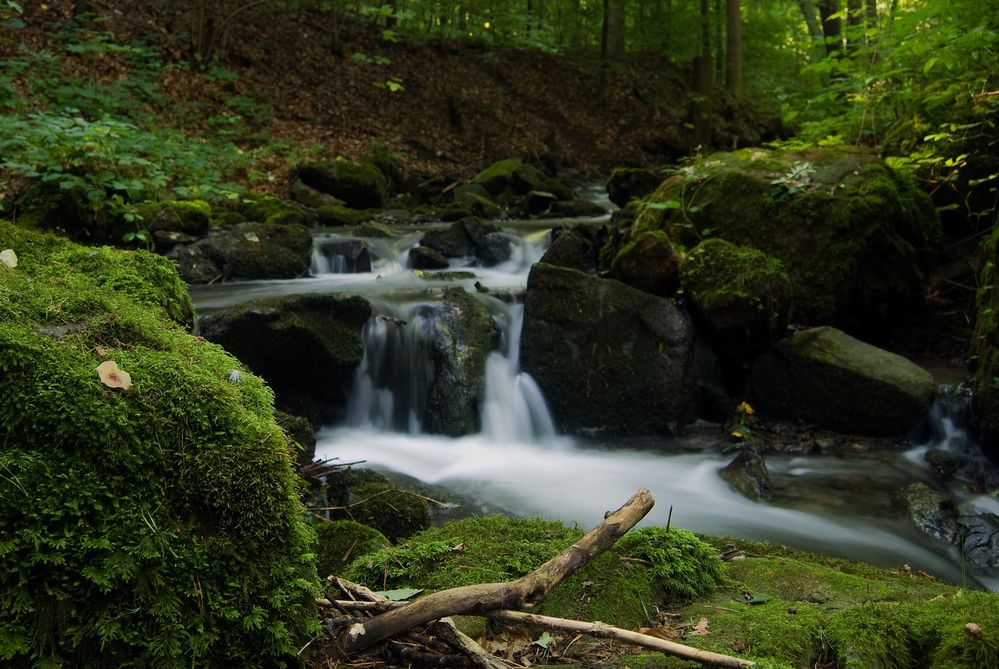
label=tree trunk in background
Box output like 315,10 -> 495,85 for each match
604,0 -> 626,60
693,0 -> 713,147
797,0 -> 825,60
818,0 -> 842,56
726,0 -> 741,98
847,0 -> 861,26
714,0 -> 723,82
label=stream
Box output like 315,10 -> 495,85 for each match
190,190 -> 996,591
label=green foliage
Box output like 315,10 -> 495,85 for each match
617,527 -> 723,602
0,223 -> 319,666
315,520 -> 390,580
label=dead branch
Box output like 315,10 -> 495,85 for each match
337,488 -> 655,654
489,610 -> 754,668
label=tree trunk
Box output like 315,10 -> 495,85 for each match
818,0 -> 842,56
725,0 -> 741,98
693,0 -> 713,146
604,0 -> 626,59
337,489 -> 656,654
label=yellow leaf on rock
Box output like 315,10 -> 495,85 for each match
97,360 -> 132,390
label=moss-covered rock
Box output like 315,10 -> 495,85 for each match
719,446 -> 773,502
289,179 -> 346,209
136,199 -> 212,236
342,482 -> 431,543
630,146 -> 940,334
751,326 -> 936,436
425,287 -> 494,436
356,221 -> 398,238
971,225 -> 999,456
274,409 -> 317,467
315,204 -> 377,227
606,167 -> 662,207
295,160 -> 388,210
409,245 -> 450,270
236,192 -> 312,227
0,222 -> 318,666
608,229 -> 682,296
520,263 -> 697,436
539,223 -> 609,273
680,238 -> 792,360
452,184 -> 504,218
170,222 -> 313,283
197,293 -> 371,423
315,520 -> 390,579
472,158 -> 546,197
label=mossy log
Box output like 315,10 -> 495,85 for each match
338,488 -> 656,653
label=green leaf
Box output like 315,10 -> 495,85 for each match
534,632 -> 553,649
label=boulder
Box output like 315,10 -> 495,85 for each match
420,222 -> 474,257
452,184 -> 503,218
289,179 -> 346,209
314,238 -> 371,273
274,410 -> 317,467
475,232 -> 512,266
409,245 -> 450,270
539,223 -> 608,273
0,222 -> 317,665
680,238 -> 792,360
315,520 -> 390,579
236,192 -> 312,226
520,263 -> 697,436
630,146 -> 940,333
719,446 -> 773,502
294,160 -> 388,209
198,293 -> 371,423
608,229 -> 682,296
606,167 -> 662,207
170,223 -> 312,283
315,204 -> 377,227
424,288 -> 494,436
137,199 -> 211,236
751,327 -> 936,436
547,199 -> 608,218
356,221 -> 398,238
473,158 -> 546,197
898,482 -> 999,569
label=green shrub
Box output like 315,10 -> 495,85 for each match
0,222 -> 319,666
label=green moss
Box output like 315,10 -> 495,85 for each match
237,192 -> 310,226
315,520 -> 390,579
617,527 -> 723,602
342,482 -> 431,543
136,200 -> 211,235
315,204 -> 376,226
0,222 -> 319,666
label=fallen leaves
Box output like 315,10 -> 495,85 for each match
97,360 -> 133,390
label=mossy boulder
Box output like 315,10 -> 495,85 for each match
409,245 -> 449,269
546,198 -> 608,218
473,158 -> 546,197
315,520 -> 390,579
631,146 -> 940,333
680,238 -> 792,360
314,204 -> 377,227
236,192 -> 312,227
971,225 -> 999,456
608,229 -> 682,296
342,482 -> 431,543
136,199 -> 211,236
0,222 -> 318,666
197,293 -> 371,423
424,287 -> 494,437
751,326 -> 936,436
345,516 -> 721,628
520,263 -> 697,436
295,160 -> 388,210
274,409 -> 317,467
289,179 -> 346,209
170,222 -> 313,283
539,223 -> 609,273
606,167 -> 662,207
452,184 -> 503,218
719,446 -> 773,502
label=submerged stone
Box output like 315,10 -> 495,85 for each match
751,326 -> 936,436
520,263 -> 697,436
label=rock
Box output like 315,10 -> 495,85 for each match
356,221 -> 398,238
719,446 -> 773,501
959,512 -> 999,569
606,167 -> 662,207
608,229 -> 682,296
315,520 -> 390,578
453,183 -> 503,218
314,239 -> 371,273
898,482 -> 960,544
421,222 -> 474,257
680,238 -> 792,360
171,222 -> 312,282
294,159 -> 388,209
424,288 -> 494,436
0,223 -> 317,665
137,199 -> 211,236
475,232 -> 512,266
520,263 -> 697,436
525,190 -> 558,215
152,229 -> 197,253
274,410 -> 317,467
473,158 -> 546,197
315,204 -> 377,227
198,293 -> 371,423
547,199 -> 608,218
237,192 -> 312,226
344,481 -> 431,542
539,223 -> 608,273
289,179 -> 346,209
540,177 -> 577,202
751,327 -> 936,436
409,245 -> 450,270
630,146 -> 940,333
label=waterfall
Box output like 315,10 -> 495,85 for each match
345,298 -> 557,440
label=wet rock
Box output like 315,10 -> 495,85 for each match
751,327 -> 936,436
289,179 -> 346,209
424,288 -> 494,437
170,223 -> 313,283
315,239 -> 371,273
409,245 -> 450,270
959,512 -> 999,569
606,167 -> 662,207
547,199 -> 608,218
924,448 -> 999,494
608,229 -> 682,296
421,222 -> 475,257
538,223 -> 608,273
520,263 -> 697,436
356,221 -> 398,238
475,232 -> 512,266
525,190 -> 558,215
198,293 -> 371,423
452,184 -> 503,218
680,238 -> 792,360
294,159 -> 388,209
473,158 -> 546,197
719,446 -> 773,502
898,482 -> 960,544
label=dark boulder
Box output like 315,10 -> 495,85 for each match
170,223 -> 312,283
409,245 -> 450,270
295,160 -> 388,209
606,167 -> 662,207
719,446 -> 773,502
547,200 -> 608,218
751,327 -> 936,436
539,223 -> 608,273
314,238 -> 372,273
608,229 -> 682,296
198,293 -> 371,423
520,263 -> 697,436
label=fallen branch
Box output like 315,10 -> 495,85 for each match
489,610 -> 754,668
338,488 -> 655,654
